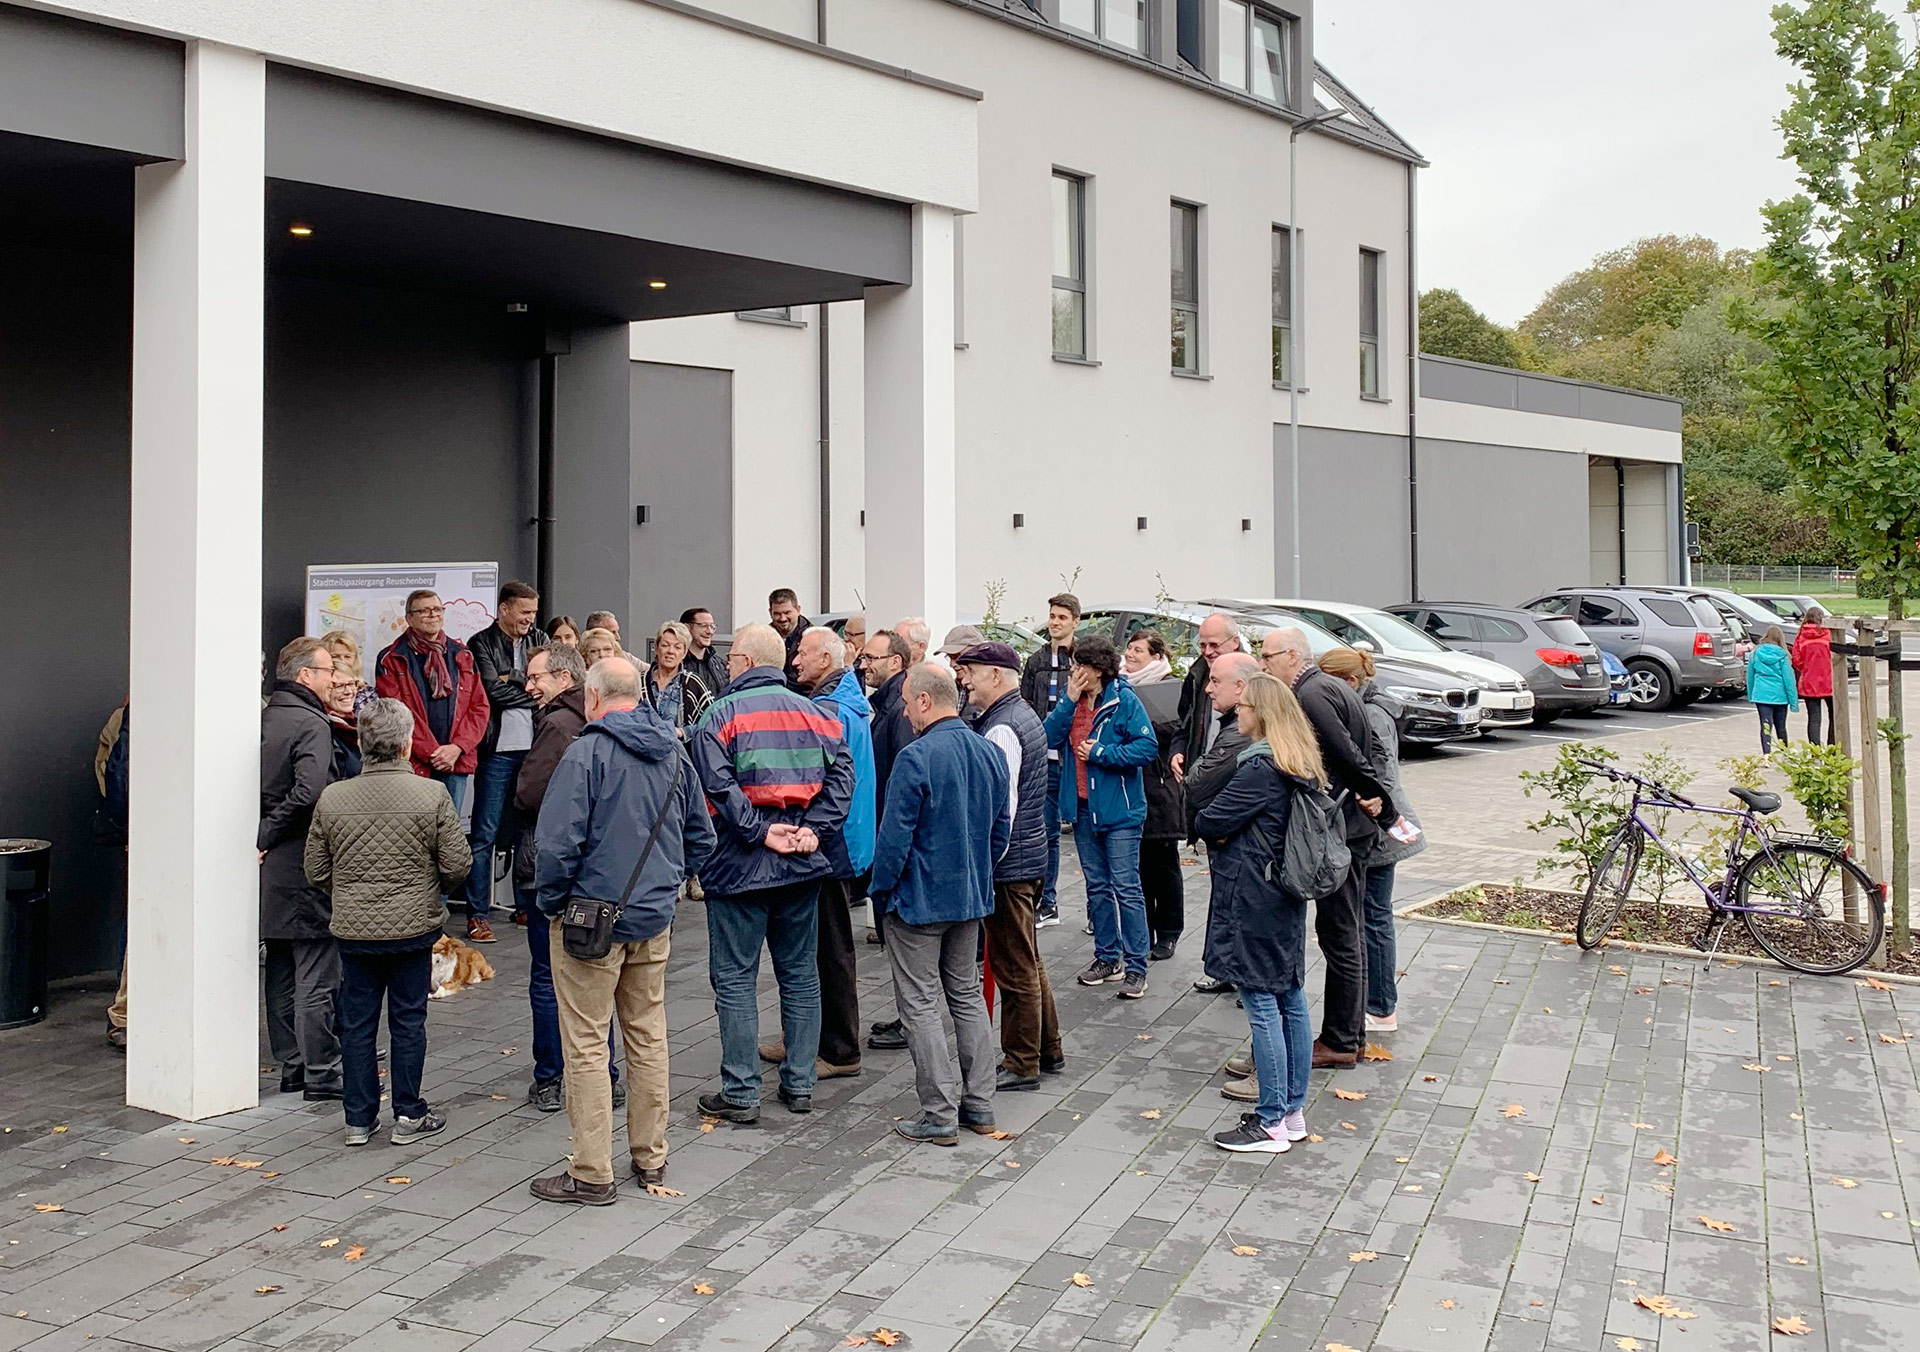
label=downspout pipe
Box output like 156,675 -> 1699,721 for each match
816,0 -> 832,611
1616,457 -> 1628,585
536,352 -> 556,607
1405,161 -> 1420,603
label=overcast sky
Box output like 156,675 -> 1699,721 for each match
1314,0 -> 1805,325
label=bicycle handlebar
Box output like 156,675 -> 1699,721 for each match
1574,758 -> 1695,807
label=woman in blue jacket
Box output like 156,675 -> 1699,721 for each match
1044,633 -> 1159,997
1747,625 -> 1800,754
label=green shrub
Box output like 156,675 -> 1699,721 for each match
1519,743 -> 1628,889
1771,742 -> 1855,839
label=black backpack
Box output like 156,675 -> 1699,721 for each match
1247,775 -> 1351,902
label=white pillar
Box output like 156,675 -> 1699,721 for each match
127,42 -> 266,1120
863,205 -> 958,643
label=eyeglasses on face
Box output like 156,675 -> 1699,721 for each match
409,606 -> 444,617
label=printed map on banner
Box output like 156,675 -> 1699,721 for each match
306,563 -> 499,663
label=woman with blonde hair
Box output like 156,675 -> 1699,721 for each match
578,627 -> 620,669
1195,673 -> 1324,1154
1318,647 -> 1423,1034
321,632 -> 375,714
645,620 -> 711,732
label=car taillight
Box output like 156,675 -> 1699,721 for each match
1693,632 -> 1715,656
1535,647 -> 1584,667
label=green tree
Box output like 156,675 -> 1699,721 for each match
1732,0 -> 1920,952
1419,288 -> 1526,368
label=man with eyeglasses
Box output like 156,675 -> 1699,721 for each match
374,591 -> 491,859
1172,613 -> 1247,786
679,607 -> 727,703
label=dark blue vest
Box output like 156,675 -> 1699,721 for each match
973,690 -> 1050,883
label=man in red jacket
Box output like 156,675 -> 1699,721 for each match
374,591 -> 491,930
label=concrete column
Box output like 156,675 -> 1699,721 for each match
127,42 -> 266,1120
863,205 -> 957,642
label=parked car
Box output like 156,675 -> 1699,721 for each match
1383,602 -> 1610,722
1208,597 -> 1536,728
1519,586 -> 1738,711
1745,593 -> 1822,624
1600,650 -> 1630,705
1076,602 -> 1484,748
1618,586 -> 1758,699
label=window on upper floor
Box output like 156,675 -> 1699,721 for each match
1052,171 -> 1088,358
1271,225 -> 1293,386
1061,0 -> 1146,54
1171,201 -> 1202,373
1359,247 -> 1382,396
1217,0 -> 1289,105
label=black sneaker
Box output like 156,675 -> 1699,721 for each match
1040,1054 -> 1067,1075
528,1080 -> 563,1114
1213,1112 -> 1290,1154
611,1079 -> 627,1110
776,1086 -> 812,1114
697,1091 -> 759,1124
867,1020 -> 908,1051
1117,972 -> 1148,1000
1149,939 -> 1177,962
1193,976 -> 1236,994
1077,959 -> 1123,986
996,1066 -> 1040,1092
391,1111 -> 445,1145
1035,908 -> 1061,930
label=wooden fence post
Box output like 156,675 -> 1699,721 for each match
1833,621 -> 1860,922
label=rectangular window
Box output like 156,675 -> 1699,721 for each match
1271,225 -> 1292,386
1052,172 -> 1087,358
737,305 -> 793,323
1171,201 -> 1201,373
1062,0 -> 1143,51
1218,1 -> 1289,104
1359,247 -> 1382,396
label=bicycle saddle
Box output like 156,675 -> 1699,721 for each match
1729,786 -> 1782,814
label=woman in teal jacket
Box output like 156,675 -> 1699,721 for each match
1044,633 -> 1159,996
1746,625 -> 1800,753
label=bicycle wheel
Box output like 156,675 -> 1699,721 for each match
1736,843 -> 1884,975
1576,827 -> 1643,949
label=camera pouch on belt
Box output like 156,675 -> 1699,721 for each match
560,754 -> 682,961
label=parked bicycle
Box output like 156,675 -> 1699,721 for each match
1574,759 -> 1885,975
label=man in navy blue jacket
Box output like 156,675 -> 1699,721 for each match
869,664 -> 1010,1147
528,658 -> 714,1206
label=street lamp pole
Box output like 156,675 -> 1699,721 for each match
1287,106 -> 1346,596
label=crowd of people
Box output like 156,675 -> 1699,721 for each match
114,579 -> 1430,1200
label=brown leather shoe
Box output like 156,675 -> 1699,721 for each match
633,1162 -> 667,1187
529,1171 -> 616,1206
759,1041 -> 785,1064
1221,1075 -> 1259,1103
467,917 -> 496,944
1223,1055 -> 1254,1079
816,1058 -> 862,1079
1311,1040 -> 1358,1069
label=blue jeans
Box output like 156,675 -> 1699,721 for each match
465,752 -> 524,920
434,772 -> 469,816
1075,801 -> 1149,975
706,881 -> 822,1104
1041,759 -> 1063,912
1243,986 -> 1311,1126
340,944 -> 432,1129
1363,864 -> 1398,1017
521,888 -> 618,1089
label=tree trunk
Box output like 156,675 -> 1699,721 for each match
1890,593 -> 1910,955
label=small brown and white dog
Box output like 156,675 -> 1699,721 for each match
429,934 -> 495,999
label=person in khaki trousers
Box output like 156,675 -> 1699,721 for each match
528,659 -> 715,1206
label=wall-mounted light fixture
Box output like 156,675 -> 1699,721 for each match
647,279 -> 667,291
1012,513 -> 1025,528
635,505 -> 650,526
288,222 -> 314,238
1136,516 -> 1148,531
1241,518 -> 1252,532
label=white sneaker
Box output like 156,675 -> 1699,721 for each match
1281,1110 -> 1308,1142
1365,1013 -> 1398,1033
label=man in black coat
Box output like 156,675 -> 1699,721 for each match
1173,613 -> 1252,780
1183,652 -> 1258,996
859,629 -> 916,1045
260,637 -> 347,1100
467,581 -> 549,937
1261,627 -> 1395,1069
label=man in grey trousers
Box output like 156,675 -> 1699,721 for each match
867,665 -> 1011,1146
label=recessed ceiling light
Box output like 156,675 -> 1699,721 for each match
648,279 -> 667,290
288,223 -> 314,237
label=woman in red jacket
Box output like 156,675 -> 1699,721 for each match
1790,606 -> 1836,746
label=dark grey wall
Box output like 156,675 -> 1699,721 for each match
1414,438 -> 1590,606
0,242 -> 132,979
1419,355 -> 1682,433
1276,426 -> 1411,606
551,323 -> 637,627
263,277 -> 537,650
0,5 -> 181,160
630,362 -> 734,635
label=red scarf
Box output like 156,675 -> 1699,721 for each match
406,628 -> 454,700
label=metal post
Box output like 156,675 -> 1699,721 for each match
1833,621 -> 1859,922
1859,619 -> 1887,890
1286,108 -> 1343,596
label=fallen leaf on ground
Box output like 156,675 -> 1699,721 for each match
1524,1172 -> 1542,1183
210,1157 -> 236,1166
1742,1063 -> 1770,1073
1395,1156 -> 1411,1163
319,1238 -> 340,1248
1834,1177 -> 1860,1188
233,1160 -> 264,1169
272,1225 -> 287,1232
1791,1112 -> 1803,1120
1422,1075 -> 1438,1083
1698,1216 -> 1736,1232
1772,1314 -> 1812,1336
988,1130 -> 1013,1140
1403,1185 -> 1423,1192
1231,1245 -> 1260,1256
1005,1161 -> 1020,1169
1861,977 -> 1896,991
1542,1007 -> 1554,1014
1609,965 -> 1628,976
1139,1109 -> 1162,1120
1631,1122 -> 1655,1130
872,1333 -> 901,1348
1069,1272 -> 1093,1287
1332,1088 -> 1367,1101
1590,1195 -> 1605,1206
1328,1344 -> 1363,1352
840,1337 -> 867,1348
254,1285 -> 281,1295
385,1177 -> 411,1186
644,1183 -> 685,1197
1651,1183 -> 1674,1194
1361,1043 -> 1392,1062
1349,1250 -> 1379,1262
1339,1122 -> 1357,1131
700,1119 -> 718,1133
261,1171 -> 279,1178
50,1126 -> 67,1134
1880,1033 -> 1909,1044
1786,1255 -> 1808,1264
1617,1338 -> 1643,1351
343,1245 -> 366,1262
1634,1293 -> 1697,1319
1770,980 -> 1783,986
692,1282 -> 715,1296
177,1137 -> 196,1144
1135,1034 -> 1153,1041
499,1047 -> 518,1055
31,1204 -> 61,1213
1652,1149 -> 1678,1166
1882,1211 -> 1896,1219
1502,1104 -> 1527,1118
489,1095 -> 509,1102
1307,1134 -> 1325,1143
1558,936 -> 1576,945
1634,987 -> 1654,994
1440,1298 -> 1457,1309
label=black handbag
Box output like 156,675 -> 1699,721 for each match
560,753 -> 682,961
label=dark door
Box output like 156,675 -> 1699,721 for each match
628,362 -> 733,636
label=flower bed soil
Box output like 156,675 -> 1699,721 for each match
1411,882 -> 1920,978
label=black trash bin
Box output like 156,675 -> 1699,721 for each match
0,839 -> 51,1030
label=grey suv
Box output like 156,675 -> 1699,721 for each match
1520,587 -> 1738,711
